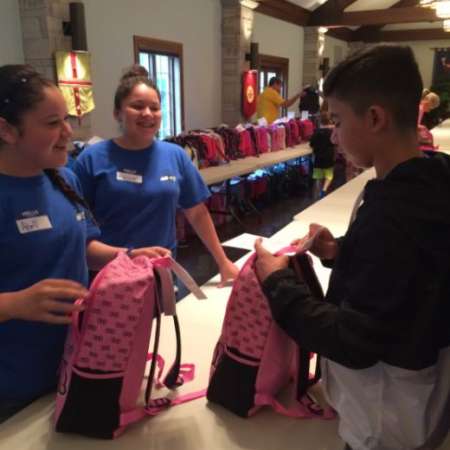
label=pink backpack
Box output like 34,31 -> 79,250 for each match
239,129 -> 256,157
299,119 -> 315,141
207,247 -> 334,419
55,252 -> 205,438
289,119 -> 301,145
256,127 -> 270,153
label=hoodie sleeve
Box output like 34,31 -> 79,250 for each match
262,216 -> 421,369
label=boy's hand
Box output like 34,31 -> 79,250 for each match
254,239 -> 289,283
292,223 -> 338,260
3,279 -> 88,325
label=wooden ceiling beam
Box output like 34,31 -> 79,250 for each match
355,0 -> 421,40
357,27 -> 450,42
308,0 -> 359,27
326,27 -> 354,42
255,0 -> 310,26
308,6 -> 438,27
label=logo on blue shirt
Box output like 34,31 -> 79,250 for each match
160,175 -> 177,182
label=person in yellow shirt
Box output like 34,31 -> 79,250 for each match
256,77 -> 301,124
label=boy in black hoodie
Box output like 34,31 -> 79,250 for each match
254,45 -> 450,450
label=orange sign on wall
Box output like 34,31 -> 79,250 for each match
242,70 -> 258,119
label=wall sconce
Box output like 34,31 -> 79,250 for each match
62,2 -> 88,51
245,42 -> 259,69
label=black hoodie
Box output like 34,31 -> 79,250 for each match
262,153 -> 450,371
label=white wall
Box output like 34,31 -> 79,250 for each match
252,12 -> 304,112
83,0 -> 222,138
402,40 -> 450,89
323,35 -> 348,69
0,0 -> 24,65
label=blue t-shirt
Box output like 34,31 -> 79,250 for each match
0,168 -> 100,402
73,139 -> 210,251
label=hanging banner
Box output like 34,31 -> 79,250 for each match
55,50 -> 95,118
242,70 -> 258,119
432,48 -> 450,86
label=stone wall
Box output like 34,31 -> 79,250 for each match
221,0 -> 254,126
18,0 -> 92,140
302,27 -> 320,87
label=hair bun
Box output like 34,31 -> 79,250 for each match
120,64 -> 149,82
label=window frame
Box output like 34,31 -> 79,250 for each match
133,35 -> 185,134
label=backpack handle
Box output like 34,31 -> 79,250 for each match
71,298 -> 85,344
153,257 -> 206,300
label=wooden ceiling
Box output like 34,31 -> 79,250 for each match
254,0 -> 450,42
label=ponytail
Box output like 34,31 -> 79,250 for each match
44,169 -> 97,224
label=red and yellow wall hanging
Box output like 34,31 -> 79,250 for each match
242,70 -> 258,119
55,50 -> 95,119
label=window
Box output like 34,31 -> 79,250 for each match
258,54 -> 289,116
134,36 -> 184,139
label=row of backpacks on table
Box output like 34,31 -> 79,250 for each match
177,157 -> 312,240
164,118 -> 315,169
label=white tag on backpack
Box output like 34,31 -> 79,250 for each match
16,215 -> 52,234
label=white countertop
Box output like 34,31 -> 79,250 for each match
2,165 -> 449,450
200,144 -> 312,185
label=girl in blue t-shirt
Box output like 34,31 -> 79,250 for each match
73,65 -> 238,288
0,65 -> 170,422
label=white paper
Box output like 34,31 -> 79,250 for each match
222,233 -> 262,251
222,233 -> 296,255
301,110 -> 309,120
287,111 -> 295,120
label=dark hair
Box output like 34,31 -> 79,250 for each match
44,168 -> 93,214
114,64 -> 161,110
323,45 -> 423,130
0,65 -> 53,128
269,76 -> 282,87
320,111 -> 331,126
0,64 -> 91,213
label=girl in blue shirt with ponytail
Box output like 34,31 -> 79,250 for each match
0,65 -> 170,423
73,65 -> 238,287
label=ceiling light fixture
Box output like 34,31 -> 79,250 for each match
435,1 -> 450,17
420,0 -> 450,18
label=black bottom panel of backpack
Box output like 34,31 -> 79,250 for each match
207,351 -> 258,418
56,371 -> 122,439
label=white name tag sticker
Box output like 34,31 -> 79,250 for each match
16,215 -> 52,234
116,171 -> 143,184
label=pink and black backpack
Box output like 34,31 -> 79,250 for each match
55,252 -> 205,438
207,246 -> 334,420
